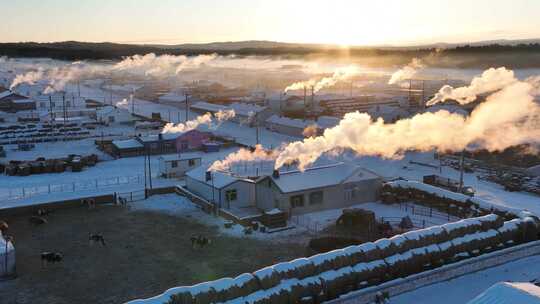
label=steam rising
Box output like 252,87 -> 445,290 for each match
209,144 -> 277,172
161,109 -> 235,134
274,67 -> 540,170
427,67 -> 517,105
284,66 -> 360,93
388,58 -> 424,85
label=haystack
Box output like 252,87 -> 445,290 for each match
374,238 -> 399,258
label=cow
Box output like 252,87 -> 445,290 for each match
29,216 -> 48,225
41,252 -> 63,267
89,233 -> 106,246
190,235 -> 211,249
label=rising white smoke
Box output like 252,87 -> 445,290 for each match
388,58 -> 424,85
284,66 -> 360,93
209,144 -> 277,172
427,67 -> 516,106
10,68 -> 45,89
116,98 -> 129,107
274,68 -> 540,170
161,109 -> 235,134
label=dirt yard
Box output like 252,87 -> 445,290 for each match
0,202 -> 306,304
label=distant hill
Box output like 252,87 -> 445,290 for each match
0,39 -> 539,68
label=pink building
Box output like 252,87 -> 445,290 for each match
175,129 -> 212,152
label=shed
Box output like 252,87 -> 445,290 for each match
111,139 -> 144,158
158,155 -> 202,178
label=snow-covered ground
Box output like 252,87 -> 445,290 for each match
130,193 -> 313,241
392,254 -> 540,304
0,147 -> 241,208
345,152 -> 540,216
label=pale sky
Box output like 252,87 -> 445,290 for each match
1,0 -> 539,46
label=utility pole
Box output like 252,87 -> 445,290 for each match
143,149 -> 148,198
168,109 -> 171,122
422,80 -> 425,109
130,90 -> 134,114
185,92 -> 189,122
147,151 -> 153,190
255,112 -> 259,145
77,80 -> 81,97
459,150 -> 465,192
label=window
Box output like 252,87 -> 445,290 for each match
225,189 -> 237,202
290,195 -> 304,208
171,161 -> 178,168
309,191 -> 323,205
188,159 -> 196,167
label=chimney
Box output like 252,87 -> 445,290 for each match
158,133 -> 163,140
205,171 -> 212,182
272,169 -> 280,179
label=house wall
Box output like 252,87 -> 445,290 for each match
272,178 -> 381,216
256,178 -> 280,211
161,158 -> 202,177
185,176 -> 220,205
220,180 -> 256,209
175,131 -> 210,152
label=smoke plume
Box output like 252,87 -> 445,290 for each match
427,67 -> 516,106
284,66 -> 360,93
274,67 -> 540,170
161,109 -> 235,134
388,58 -> 424,85
209,144 -> 277,172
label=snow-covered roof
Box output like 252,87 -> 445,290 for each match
158,154 -> 202,162
271,163 -> 379,193
112,139 -> 144,149
527,164 -> 540,177
316,116 -> 340,129
190,101 -> 227,113
468,282 -> 540,304
186,165 -> 255,189
425,104 -> 468,116
266,115 -> 316,129
138,133 -> 178,142
158,92 -> 186,102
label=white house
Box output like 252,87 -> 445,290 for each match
256,163 -> 382,215
185,162 -> 381,217
185,165 -> 256,210
158,155 -> 202,178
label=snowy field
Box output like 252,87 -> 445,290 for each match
130,194 -> 314,242
392,254 -> 540,304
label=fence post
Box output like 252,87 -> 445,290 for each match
48,184 -> 51,193
73,182 -> 75,191
130,192 -> 133,202
95,179 -> 98,188
22,187 -> 25,197
430,207 -> 433,217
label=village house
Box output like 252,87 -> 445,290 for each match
184,162 -> 382,218
158,155 -> 202,178
0,88 -> 36,112
110,129 -> 214,158
265,115 -> 317,138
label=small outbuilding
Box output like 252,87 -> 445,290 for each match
111,139 -> 144,158
158,155 -> 202,178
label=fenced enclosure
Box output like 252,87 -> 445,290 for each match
0,173 -> 159,203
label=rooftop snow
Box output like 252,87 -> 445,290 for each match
271,163 -> 379,193
112,139 -> 144,150
467,282 -> 540,304
186,164 -> 254,189
266,115 -> 317,129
